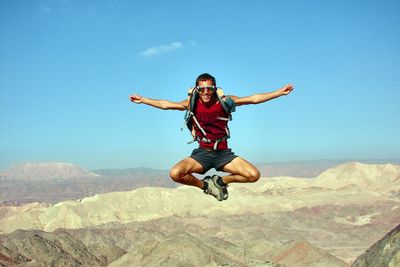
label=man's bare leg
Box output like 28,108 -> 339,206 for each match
169,157 -> 205,189
221,157 -> 260,184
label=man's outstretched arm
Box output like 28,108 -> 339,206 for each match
232,84 -> 294,106
130,94 -> 188,111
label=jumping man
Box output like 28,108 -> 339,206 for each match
130,73 -> 293,201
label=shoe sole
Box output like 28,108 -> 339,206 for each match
203,176 -> 224,201
211,175 -> 229,201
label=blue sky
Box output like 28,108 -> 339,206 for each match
0,0 -> 399,171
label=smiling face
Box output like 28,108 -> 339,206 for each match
197,79 -> 216,104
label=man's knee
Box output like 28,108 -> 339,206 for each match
169,167 -> 182,182
247,168 -> 261,183
170,166 -> 191,183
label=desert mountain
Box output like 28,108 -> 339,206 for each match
256,159 -> 400,178
255,159 -> 349,178
108,232 -> 250,267
0,229 -> 126,266
92,167 -> 168,177
1,162 -> 399,234
270,240 -> 348,267
0,165 -> 174,204
2,160 -> 399,205
0,162 -> 99,180
0,162 -> 399,266
1,214 -> 349,267
0,178 -> 390,234
352,223 -> 400,267
315,162 -> 400,195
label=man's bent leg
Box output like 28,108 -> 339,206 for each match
221,157 -> 260,184
169,157 -> 205,189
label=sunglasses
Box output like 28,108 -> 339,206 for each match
196,86 -> 216,93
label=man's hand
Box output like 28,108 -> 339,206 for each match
277,84 -> 294,96
130,94 -> 143,104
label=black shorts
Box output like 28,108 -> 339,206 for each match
190,147 -> 238,174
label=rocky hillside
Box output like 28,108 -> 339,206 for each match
0,215 -> 346,267
0,229 -> 126,266
352,224 -> 400,267
1,162 -> 399,266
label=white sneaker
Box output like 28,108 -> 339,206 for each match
211,175 -> 229,200
203,176 -> 224,201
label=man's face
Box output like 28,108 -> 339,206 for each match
197,80 -> 216,103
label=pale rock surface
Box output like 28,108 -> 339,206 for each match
315,162 -> 400,195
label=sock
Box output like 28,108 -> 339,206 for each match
216,176 -> 227,187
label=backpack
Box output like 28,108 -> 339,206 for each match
182,87 -> 236,150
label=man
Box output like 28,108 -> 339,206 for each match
130,73 -> 293,201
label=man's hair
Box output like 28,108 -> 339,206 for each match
195,73 -> 216,86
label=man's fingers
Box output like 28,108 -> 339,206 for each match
130,95 -> 141,103
282,85 -> 293,95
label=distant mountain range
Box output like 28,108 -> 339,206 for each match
0,162 -> 99,180
1,159 -> 399,205
315,162 -> 400,197
0,162 -> 171,181
0,162 -> 174,204
0,162 -> 399,266
255,158 -> 400,178
2,159 -> 399,180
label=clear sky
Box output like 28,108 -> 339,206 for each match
0,0 -> 399,171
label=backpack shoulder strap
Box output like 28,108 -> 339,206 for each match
187,87 -> 198,111
182,87 -> 199,133
216,88 -> 225,98
216,88 -> 236,114
187,87 -> 195,96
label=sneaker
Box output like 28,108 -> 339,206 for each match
211,175 -> 229,200
203,176 -> 224,201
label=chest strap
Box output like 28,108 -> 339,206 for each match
186,112 -> 231,150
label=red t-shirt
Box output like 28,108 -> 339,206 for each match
193,98 -> 230,150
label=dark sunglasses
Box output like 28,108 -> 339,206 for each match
196,86 -> 216,93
